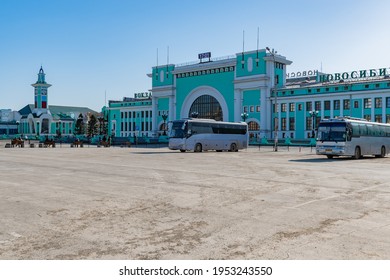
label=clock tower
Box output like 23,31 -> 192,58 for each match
31,66 -> 52,114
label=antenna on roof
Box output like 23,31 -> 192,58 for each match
241,30 -> 245,68
156,48 -> 159,80
256,27 -> 259,66
166,46 -> 169,78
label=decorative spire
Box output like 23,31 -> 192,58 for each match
37,66 -> 46,84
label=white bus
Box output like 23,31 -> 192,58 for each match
316,117 -> 390,159
168,119 -> 248,152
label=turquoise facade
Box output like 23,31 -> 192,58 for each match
108,48 -> 390,140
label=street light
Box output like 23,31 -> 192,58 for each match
266,47 -> 278,152
241,112 -> 249,122
309,110 -> 319,138
161,113 -> 168,135
57,120 -> 62,147
16,121 -> 20,136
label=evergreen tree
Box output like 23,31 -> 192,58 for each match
75,113 -> 85,135
87,114 -> 98,138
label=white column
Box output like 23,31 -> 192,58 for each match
151,96 -> 158,136
382,97 -> 386,123
234,89 -> 241,122
169,95 -> 174,121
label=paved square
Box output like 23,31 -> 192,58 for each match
1,143 -> 389,259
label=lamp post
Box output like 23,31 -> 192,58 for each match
161,113 -> 168,135
57,120 -> 62,147
266,47 -> 278,152
241,112 -> 249,122
309,110 -> 319,138
16,121 -> 20,136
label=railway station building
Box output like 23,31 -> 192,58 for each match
106,48 -> 390,141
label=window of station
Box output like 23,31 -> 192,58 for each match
354,101 -> 359,108
334,100 -> 340,110
281,118 -> 286,131
250,106 -> 254,113
281,103 -> 287,112
298,104 -> 302,111
387,97 -> 390,108
256,105 -> 260,112
289,103 -> 295,112
289,117 -> 295,130
306,102 -> 312,111
375,115 -> 382,123
375,98 -> 382,108
315,101 -> 321,111
189,94 -> 223,121
324,101 -> 330,110
306,117 -> 312,130
364,114 -> 371,121
364,98 -> 371,109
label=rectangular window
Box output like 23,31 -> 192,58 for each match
354,101 -> 359,109
343,99 -> 350,110
315,101 -> 321,111
289,117 -> 295,130
256,105 -> 260,112
324,101 -> 330,110
281,118 -> 286,131
387,115 -> 390,123
375,115 -> 382,123
386,97 -> 390,108
146,111 -> 149,118
250,106 -> 254,113
289,103 -> 295,112
306,117 -> 313,130
364,114 -> 371,121
298,104 -> 302,111
243,106 -> 248,113
364,98 -> 371,109
281,103 -> 287,112
375,98 -> 382,108
306,102 -> 312,111
334,100 -> 340,110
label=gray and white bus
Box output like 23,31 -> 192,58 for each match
168,119 -> 248,152
316,117 -> 390,159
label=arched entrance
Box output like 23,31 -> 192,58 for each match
180,86 -> 229,121
189,95 -> 223,121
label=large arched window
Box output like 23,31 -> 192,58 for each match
189,95 -> 223,121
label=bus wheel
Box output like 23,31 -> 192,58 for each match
375,146 -> 386,157
230,143 -> 238,152
194,143 -> 202,152
180,149 -> 186,152
354,146 -> 361,160
326,155 -> 334,159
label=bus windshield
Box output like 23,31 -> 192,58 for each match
317,122 -> 347,142
168,120 -> 187,138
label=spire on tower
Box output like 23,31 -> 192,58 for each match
37,66 -> 46,84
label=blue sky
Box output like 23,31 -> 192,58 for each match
1,0 -> 390,112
